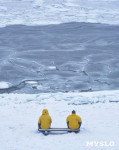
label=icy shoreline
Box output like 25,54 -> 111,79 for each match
1,90 -> 119,105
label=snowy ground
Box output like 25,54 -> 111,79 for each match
0,90 -> 119,150
0,0 -> 119,27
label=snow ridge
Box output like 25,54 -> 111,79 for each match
1,90 -> 119,105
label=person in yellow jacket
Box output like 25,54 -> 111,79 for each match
66,110 -> 82,130
38,109 -> 52,129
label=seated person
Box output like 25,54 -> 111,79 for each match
38,109 -> 52,129
66,110 -> 82,130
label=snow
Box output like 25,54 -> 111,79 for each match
0,90 -> 119,150
25,80 -> 38,85
0,82 -> 10,89
0,0 -> 119,27
48,66 -> 57,70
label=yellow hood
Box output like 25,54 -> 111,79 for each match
42,109 -> 49,115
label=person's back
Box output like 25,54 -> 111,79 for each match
66,110 -> 82,129
38,109 -> 52,129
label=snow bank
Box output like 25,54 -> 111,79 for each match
1,90 -> 119,104
0,0 -> 119,27
0,90 -> 119,150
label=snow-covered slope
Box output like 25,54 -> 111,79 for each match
0,0 -> 119,27
0,90 -> 119,150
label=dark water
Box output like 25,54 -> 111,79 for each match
0,22 -> 119,93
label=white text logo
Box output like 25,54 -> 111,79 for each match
86,141 -> 115,147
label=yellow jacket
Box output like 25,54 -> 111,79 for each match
38,109 -> 52,129
66,114 -> 82,129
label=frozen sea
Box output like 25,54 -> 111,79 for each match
0,22 -> 119,93
0,0 -> 119,27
